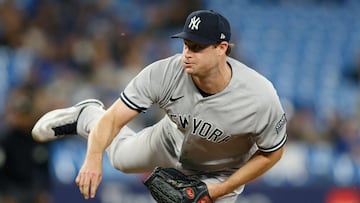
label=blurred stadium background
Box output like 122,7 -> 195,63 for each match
0,0 -> 359,202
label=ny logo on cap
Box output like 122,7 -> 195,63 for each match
188,16 -> 201,30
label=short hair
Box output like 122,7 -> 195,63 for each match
214,42 -> 234,56
226,43 -> 234,56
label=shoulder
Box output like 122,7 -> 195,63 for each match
146,54 -> 182,72
228,57 -> 280,105
136,54 -> 183,81
133,54 -> 185,88
228,57 -> 276,92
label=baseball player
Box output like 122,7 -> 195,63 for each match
32,10 -> 287,203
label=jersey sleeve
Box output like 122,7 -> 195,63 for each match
254,89 -> 287,153
120,55 -> 181,112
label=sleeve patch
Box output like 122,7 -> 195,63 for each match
275,113 -> 287,134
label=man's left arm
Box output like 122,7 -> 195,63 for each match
207,146 -> 284,199
208,84 -> 287,200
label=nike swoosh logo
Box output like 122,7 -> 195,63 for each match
170,95 -> 184,102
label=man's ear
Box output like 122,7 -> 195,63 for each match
217,42 -> 229,55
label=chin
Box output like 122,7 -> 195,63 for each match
184,67 -> 194,74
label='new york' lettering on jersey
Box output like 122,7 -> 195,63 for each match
120,54 -> 287,172
169,113 -> 230,143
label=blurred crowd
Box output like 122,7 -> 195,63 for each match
0,0 -> 200,202
0,0 -> 359,203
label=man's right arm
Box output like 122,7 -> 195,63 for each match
76,98 -> 139,199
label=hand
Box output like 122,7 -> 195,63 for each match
205,182 -> 225,200
205,182 -> 217,200
75,154 -> 103,199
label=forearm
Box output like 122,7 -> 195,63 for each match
76,99 -> 138,199
86,110 -> 120,158
212,147 -> 284,199
85,99 -> 138,160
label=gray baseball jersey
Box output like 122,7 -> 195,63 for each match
120,54 -> 287,173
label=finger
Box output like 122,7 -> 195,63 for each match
75,173 -> 80,186
76,172 -> 85,197
78,172 -> 89,199
77,173 -> 85,197
90,174 -> 102,198
82,173 -> 90,199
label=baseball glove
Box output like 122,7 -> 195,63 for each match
144,167 -> 213,203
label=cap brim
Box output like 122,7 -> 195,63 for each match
171,32 -> 215,45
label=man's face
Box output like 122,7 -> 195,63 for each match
181,40 -> 219,76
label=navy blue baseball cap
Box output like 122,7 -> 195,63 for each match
171,10 -> 231,45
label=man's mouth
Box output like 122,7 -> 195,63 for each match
184,61 -> 192,65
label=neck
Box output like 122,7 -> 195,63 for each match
192,62 -> 232,94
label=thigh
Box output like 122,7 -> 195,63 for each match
200,176 -> 242,203
215,195 -> 238,203
106,117 -> 180,173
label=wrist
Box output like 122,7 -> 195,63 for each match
85,151 -> 103,161
209,182 -> 228,200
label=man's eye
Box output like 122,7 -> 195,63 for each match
189,44 -> 207,52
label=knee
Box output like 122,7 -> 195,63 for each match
107,155 -> 145,174
112,163 -> 133,174
112,162 -> 152,174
